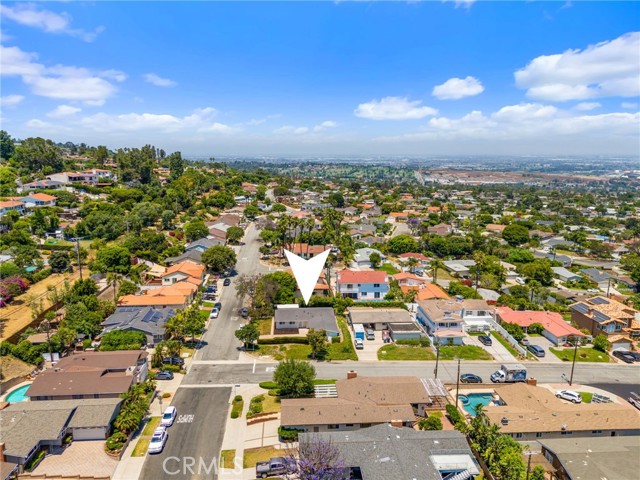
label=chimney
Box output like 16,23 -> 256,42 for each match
390,420 -> 403,428
0,442 -> 5,463
347,370 -> 358,380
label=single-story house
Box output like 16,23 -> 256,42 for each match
102,306 -> 176,346
497,307 -> 585,346
348,307 -> 413,331
388,323 -> 423,341
350,248 -> 386,269
580,268 -> 613,290
273,306 -> 339,337
551,267 -> 582,283
443,260 -> 476,278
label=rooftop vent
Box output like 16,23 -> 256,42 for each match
501,417 -> 509,425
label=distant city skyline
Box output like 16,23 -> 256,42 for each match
1,1 -> 639,156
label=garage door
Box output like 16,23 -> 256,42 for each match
71,427 -> 106,440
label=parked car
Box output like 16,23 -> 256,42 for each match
156,370 -> 174,380
355,338 -> 364,349
162,356 -> 184,366
214,302 -> 222,310
556,390 -> 582,404
613,350 -> 635,364
147,426 -> 168,454
587,288 -> 600,293
240,307 -> 249,318
366,329 -> 375,340
519,337 -> 530,347
460,373 -> 483,384
223,278 -> 231,286
478,335 -> 492,346
627,351 -> 640,362
256,457 -> 287,479
161,406 -> 177,427
527,344 -> 545,357
210,308 -> 220,319
515,277 -> 526,285
628,392 -> 640,410
206,285 -> 217,293
203,293 -> 216,301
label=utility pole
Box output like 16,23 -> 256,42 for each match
569,338 -> 579,386
524,451 -> 536,480
455,358 -> 461,406
607,277 -> 612,297
474,266 -> 480,292
433,337 -> 440,379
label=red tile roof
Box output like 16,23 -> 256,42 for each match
399,253 -> 429,261
497,307 -> 585,338
337,270 -> 388,284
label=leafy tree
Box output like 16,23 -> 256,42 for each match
285,435 -> 348,480
49,251 -> 72,273
118,280 -> 138,297
235,322 -> 260,349
243,204 -> 260,220
520,259 -> 554,286
168,151 -> 186,180
502,224 -> 530,247
273,359 -> 316,398
271,203 -> 287,213
130,202 -> 162,228
94,145 -> 109,165
161,210 -> 175,230
92,246 -> 132,274
181,307 -> 206,342
184,220 -> 209,242
369,252 -> 381,268
387,234 -> 419,254
307,329 -> 328,359
12,137 -> 64,174
506,248 -> 535,264
0,130 -> 15,160
0,166 -> 17,196
123,231 -> 169,263
593,334 -> 610,352
327,192 -> 345,208
201,245 -> 237,273
530,465 -> 546,480
100,330 -> 146,350
448,281 -> 482,300
418,416 -> 443,431
226,226 -> 244,244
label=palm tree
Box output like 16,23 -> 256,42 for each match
430,259 -> 445,283
406,257 -> 420,274
107,273 -> 122,304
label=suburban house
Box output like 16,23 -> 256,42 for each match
161,260 -> 205,287
398,252 -> 429,266
416,300 -> 465,345
427,223 -> 453,236
336,270 -> 390,301
551,267 -> 582,283
405,283 -> 451,301
443,260 -> 476,278
0,200 -> 26,217
497,307 -> 585,346
19,179 -> 64,191
483,383 -> 640,440
0,399 -> 122,470
298,425 -> 480,480
164,249 -> 203,265
118,282 -> 197,309
26,351 -> 148,401
348,307 -> 414,332
185,237 -> 225,253
350,248 -> 386,268
393,272 -> 426,287
81,168 -> 115,180
537,436 -> 640,480
18,193 -> 57,208
570,296 -> 640,343
286,268 -> 332,298
580,268 -> 614,290
281,372 -> 448,432
286,243 -> 328,259
46,171 -> 97,185
273,305 -> 339,338
101,306 -> 176,346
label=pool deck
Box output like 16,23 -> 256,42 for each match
1,380 -> 32,403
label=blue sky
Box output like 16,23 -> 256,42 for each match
1,1 -> 639,156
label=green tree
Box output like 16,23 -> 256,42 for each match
92,246 -> 132,274
369,252 -> 381,268
327,192 -> 345,208
94,145 -> 109,165
307,329 -> 328,359
49,251 -> 72,273
387,234 -> 419,254
201,245 -> 237,273
235,322 -> 260,349
118,280 -> 138,297
168,151 -> 186,180
12,137 -> 64,174
100,331 -> 146,350
530,465 -> 546,480
161,210 -> 175,230
243,204 -> 260,220
0,130 -> 15,160
273,359 -> 316,398
418,416 -> 443,431
520,259 -> 554,286
502,224 -> 530,247
430,259 -> 445,283
184,220 -> 209,242
226,226 -> 244,244
0,166 -> 17,196
593,334 -> 610,352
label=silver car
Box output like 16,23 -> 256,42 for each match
556,390 -> 582,404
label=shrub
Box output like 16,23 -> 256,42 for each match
418,416 -> 443,431
528,322 -> 544,335
162,392 -> 171,398
446,404 -> 464,425
268,388 -> 281,397
259,381 -> 278,389
257,337 -> 309,345
396,337 -> 430,347
233,395 -> 243,402
105,431 -> 128,452
278,426 -> 303,442
331,336 -> 340,344
230,410 -> 239,419
593,334 -> 610,352
30,268 -> 52,283
161,364 -> 183,373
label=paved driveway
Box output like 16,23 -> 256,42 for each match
355,330 -> 385,362
34,441 -> 118,478
465,334 -> 518,363
527,335 -> 563,363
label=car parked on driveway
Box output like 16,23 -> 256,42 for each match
147,427 -> 168,454
162,356 -> 184,366
556,390 -> 582,404
155,370 -> 174,380
240,307 -> 249,318
478,335 -> 492,346
527,344 -> 545,357
519,337 -> 530,347
355,338 -> 364,349
460,373 -> 483,384
161,406 -> 177,427
613,350 -> 635,364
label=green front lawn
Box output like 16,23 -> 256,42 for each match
243,446 -> 281,469
141,417 -> 161,436
378,344 -> 436,361
378,263 -> 399,274
220,449 -> 236,469
549,347 -> 610,363
202,301 -> 215,308
490,331 -> 522,358
438,345 -> 493,361
132,439 -> 150,457
257,318 -> 272,335
579,391 -> 594,403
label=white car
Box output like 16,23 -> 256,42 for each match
161,406 -> 177,427
209,308 -> 219,319
355,338 -> 364,350
147,427 -> 168,454
556,390 -> 582,404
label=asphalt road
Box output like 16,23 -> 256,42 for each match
140,387 -> 231,480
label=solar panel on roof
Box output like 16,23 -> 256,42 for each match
572,303 -> 590,314
590,297 -> 609,305
593,311 -> 610,323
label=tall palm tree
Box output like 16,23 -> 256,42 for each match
406,257 -> 420,274
107,273 -> 122,304
430,259 -> 445,283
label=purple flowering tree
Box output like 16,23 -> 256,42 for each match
284,435 -> 349,480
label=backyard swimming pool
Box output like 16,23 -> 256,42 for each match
460,392 -> 494,416
5,384 -> 31,403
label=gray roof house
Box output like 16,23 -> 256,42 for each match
185,237 -> 225,252
274,306 -> 339,337
102,306 -> 176,346
350,248 -> 386,268
551,267 -> 582,283
298,424 -> 480,480
165,249 -> 203,265
580,267 -> 613,287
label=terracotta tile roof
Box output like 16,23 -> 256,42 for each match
118,294 -> 189,307
393,272 -> 425,282
497,307 -> 584,338
288,243 -> 329,256
486,224 -> 506,232
26,193 -> 57,201
399,253 -> 429,261
0,200 -> 25,208
414,283 -> 450,301
337,270 -> 388,284
163,260 -> 205,279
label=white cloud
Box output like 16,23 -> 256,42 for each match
443,0 -> 476,9
0,94 -> 25,107
0,44 -> 123,105
274,125 -> 309,135
492,103 -> 558,122
47,105 -> 82,118
354,96 -> 437,120
0,4 -> 104,42
573,102 -> 601,111
515,32 -> 640,101
621,102 -> 638,109
432,76 -> 484,100
314,120 -> 337,132
143,73 -> 177,88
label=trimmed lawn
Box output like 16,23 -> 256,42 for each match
549,347 -> 610,363
490,331 -> 522,358
378,344 -> 436,361
257,318 -> 272,335
378,263 -> 399,275
262,393 -> 281,414
579,391 -> 594,403
202,301 -> 215,308
141,417 -> 161,436
314,379 -> 337,385
197,310 -> 210,321
438,345 -> 493,361
243,446 -> 281,468
231,396 -> 243,418
220,449 -> 236,469
132,439 -> 149,457
285,344 -> 313,360
327,315 -> 358,360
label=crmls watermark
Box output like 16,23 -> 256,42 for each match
162,456 -> 244,476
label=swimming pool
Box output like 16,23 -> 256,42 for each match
460,392 -> 494,416
5,384 -> 31,403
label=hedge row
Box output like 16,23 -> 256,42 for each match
257,337 -> 309,345
37,244 -> 75,251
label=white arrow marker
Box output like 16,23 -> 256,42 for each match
284,248 -> 331,306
